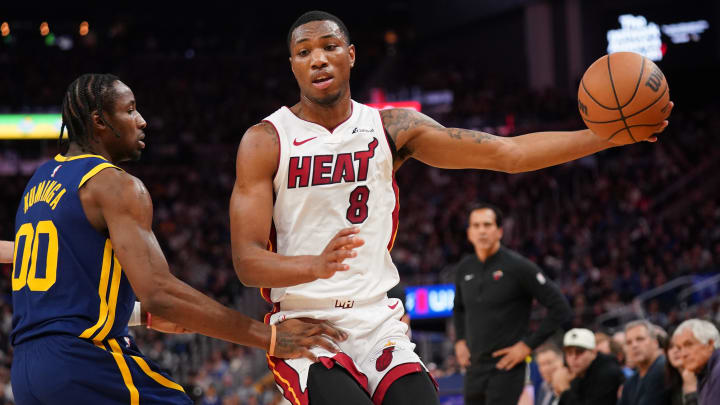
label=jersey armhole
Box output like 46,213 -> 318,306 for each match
261,120 -> 282,180
78,163 -> 123,189
384,130 -> 398,161
377,109 -> 398,161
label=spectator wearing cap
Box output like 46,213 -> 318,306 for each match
673,319 -> 720,404
552,328 -> 624,405
618,320 -> 671,405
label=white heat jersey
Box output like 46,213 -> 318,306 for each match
264,100 -> 399,303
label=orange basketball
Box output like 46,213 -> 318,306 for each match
578,52 -> 670,144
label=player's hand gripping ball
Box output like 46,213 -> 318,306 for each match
578,52 -> 671,144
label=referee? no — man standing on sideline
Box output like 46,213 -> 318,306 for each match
453,203 -> 572,405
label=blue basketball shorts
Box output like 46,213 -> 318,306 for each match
11,334 -> 191,404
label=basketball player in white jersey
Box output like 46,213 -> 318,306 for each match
229,11 -> 673,405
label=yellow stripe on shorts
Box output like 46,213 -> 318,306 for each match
108,339 -> 139,405
131,356 -> 185,392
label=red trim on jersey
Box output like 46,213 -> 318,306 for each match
259,287 -> 275,313
328,352 -> 370,393
388,174 -> 400,251
262,120 -> 281,179
262,302 -> 280,324
377,109 -> 401,251
260,288 -> 271,303
267,220 -> 277,253
428,369 -> 439,390
261,217 -> 278,309
282,103 -> 354,134
261,227 -> 280,322
370,363 -> 437,405
266,352 -> 370,405
267,355 -> 309,405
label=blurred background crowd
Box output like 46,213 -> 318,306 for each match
1,0 -> 719,404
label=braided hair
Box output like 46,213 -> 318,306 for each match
58,73 -> 121,152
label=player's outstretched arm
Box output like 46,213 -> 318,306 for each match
380,105 -> 671,173
229,123 -> 363,288
0,240 -> 13,263
83,168 -> 345,358
133,302 -> 191,334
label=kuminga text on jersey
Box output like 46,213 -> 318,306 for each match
22,180 -> 67,213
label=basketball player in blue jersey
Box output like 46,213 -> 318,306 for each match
10,73 -> 347,405
229,11 -> 674,405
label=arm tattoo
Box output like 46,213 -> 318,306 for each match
444,128 -> 494,144
380,109 -> 495,162
275,333 -> 296,357
381,108 -> 443,161
381,108 -> 443,143
258,122 -> 279,146
277,335 -> 292,350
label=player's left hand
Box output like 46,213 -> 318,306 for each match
645,101 -> 674,143
492,341 -> 531,370
273,318 -> 348,362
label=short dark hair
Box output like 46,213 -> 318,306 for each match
468,202 -> 504,228
535,342 -> 562,357
287,10 -> 350,50
59,73 -> 121,151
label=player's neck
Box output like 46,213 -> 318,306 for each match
292,95 -> 352,132
65,142 -> 111,162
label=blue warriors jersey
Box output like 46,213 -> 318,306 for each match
11,154 -> 136,345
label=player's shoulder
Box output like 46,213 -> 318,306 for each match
235,121 -> 280,175
83,167 -> 150,208
246,121 -> 278,136
240,121 -> 279,150
378,107 -> 439,126
378,107 -> 414,125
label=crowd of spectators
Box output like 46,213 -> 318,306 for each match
1,15 -> 719,404
528,318 -> 720,405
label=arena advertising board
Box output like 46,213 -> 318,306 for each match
607,13 -> 710,62
404,284 -> 455,319
0,114 -> 65,140
366,100 -> 422,111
